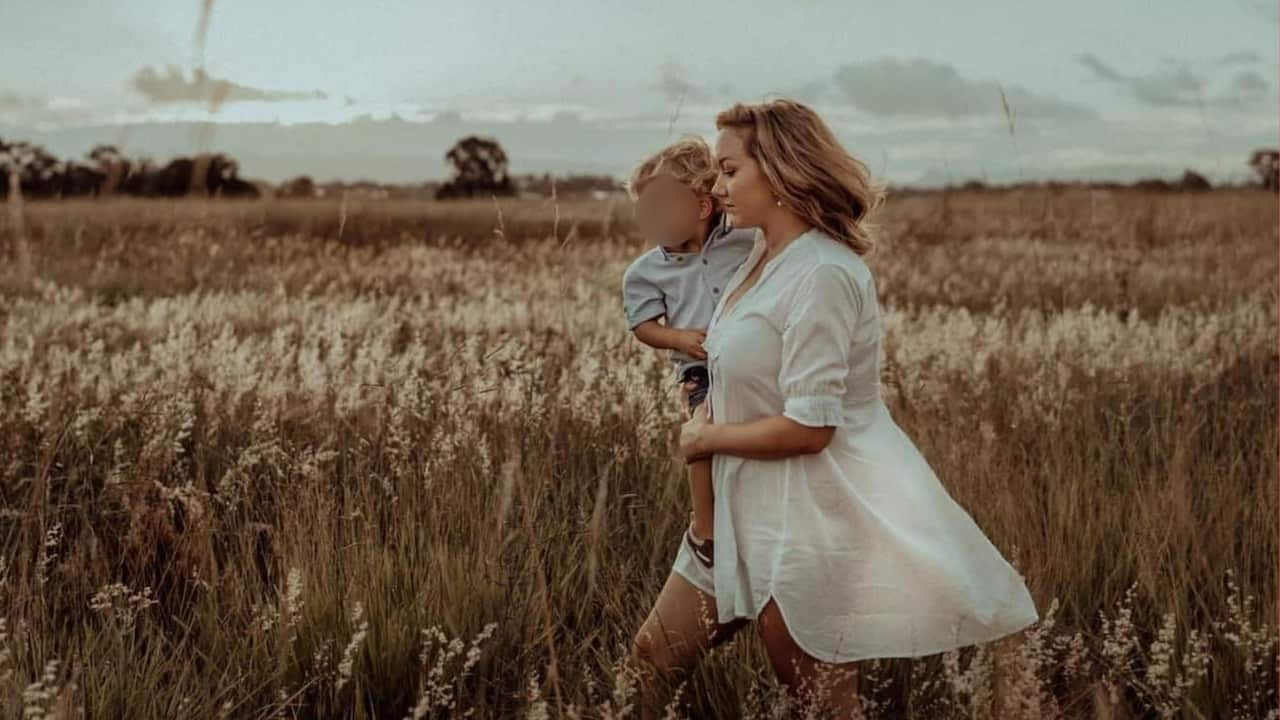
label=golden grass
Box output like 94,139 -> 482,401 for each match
0,188 -> 1276,718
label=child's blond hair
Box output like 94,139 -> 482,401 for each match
626,135 -> 720,204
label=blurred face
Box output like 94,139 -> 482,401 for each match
633,173 -> 708,248
712,127 -> 774,229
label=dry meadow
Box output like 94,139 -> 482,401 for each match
0,188 -> 1276,718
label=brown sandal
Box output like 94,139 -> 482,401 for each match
685,525 -> 714,569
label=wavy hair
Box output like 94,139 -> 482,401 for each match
625,134 -> 720,204
714,98 -> 886,255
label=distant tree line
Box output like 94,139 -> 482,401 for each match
429,135 -> 620,200
275,136 -> 624,201
946,170 -> 1216,194
275,176 -> 438,200
899,149 -> 1280,195
513,172 -> 623,197
274,173 -> 623,201
0,138 -> 260,199
6,132 -> 1274,202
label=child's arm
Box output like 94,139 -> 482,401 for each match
632,319 -> 706,359
622,260 -> 707,358
622,262 -> 665,329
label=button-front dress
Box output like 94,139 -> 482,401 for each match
670,226 -> 1040,663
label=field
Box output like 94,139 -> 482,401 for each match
0,188 -> 1276,718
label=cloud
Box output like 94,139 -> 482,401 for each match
130,65 -> 328,108
1223,69 -> 1269,108
0,91 -> 41,110
1078,53 -> 1203,107
4,98 -> 1267,187
1130,65 -> 1206,107
863,107 -> 1268,186
1077,53 -> 1270,109
1217,50 -> 1263,66
548,109 -> 581,125
1076,53 -> 1124,83
430,109 -> 463,124
0,91 -> 100,127
832,58 -> 1096,121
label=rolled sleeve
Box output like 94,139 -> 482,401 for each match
777,263 -> 862,427
621,264 -> 667,330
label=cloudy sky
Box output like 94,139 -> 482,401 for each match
1,0 -> 1276,185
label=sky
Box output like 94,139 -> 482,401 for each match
1,0 -> 1276,185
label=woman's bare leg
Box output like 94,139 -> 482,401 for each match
756,597 -> 863,719
631,571 -> 747,718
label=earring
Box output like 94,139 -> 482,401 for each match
775,199 -> 783,207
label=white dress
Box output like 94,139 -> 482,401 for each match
670,226 -> 1040,663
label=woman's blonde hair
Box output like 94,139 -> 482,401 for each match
626,134 -> 720,205
714,98 -> 886,255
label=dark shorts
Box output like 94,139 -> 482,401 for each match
679,365 -> 710,414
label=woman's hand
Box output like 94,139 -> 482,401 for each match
679,398 -> 713,463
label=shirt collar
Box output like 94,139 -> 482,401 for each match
658,210 -> 729,262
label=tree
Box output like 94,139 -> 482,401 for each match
1249,149 -> 1279,192
435,135 -> 515,200
89,144 -> 131,194
0,139 -> 63,198
277,175 -> 317,198
148,152 -> 258,198
1179,169 -> 1211,192
0,140 -> 259,199
56,162 -> 106,197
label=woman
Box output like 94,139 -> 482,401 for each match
630,98 -> 1040,717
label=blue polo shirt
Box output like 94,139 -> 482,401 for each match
622,213 -> 760,383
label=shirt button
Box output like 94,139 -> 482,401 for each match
713,287 -> 719,293
702,258 -> 708,264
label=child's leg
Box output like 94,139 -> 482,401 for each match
688,456 -> 714,541
681,366 -> 715,543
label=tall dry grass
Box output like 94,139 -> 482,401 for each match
0,188 -> 1276,718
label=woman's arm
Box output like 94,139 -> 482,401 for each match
680,262 -> 858,463
682,408 -> 834,461
703,415 -> 834,458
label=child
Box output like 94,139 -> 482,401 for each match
620,135 -> 758,570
